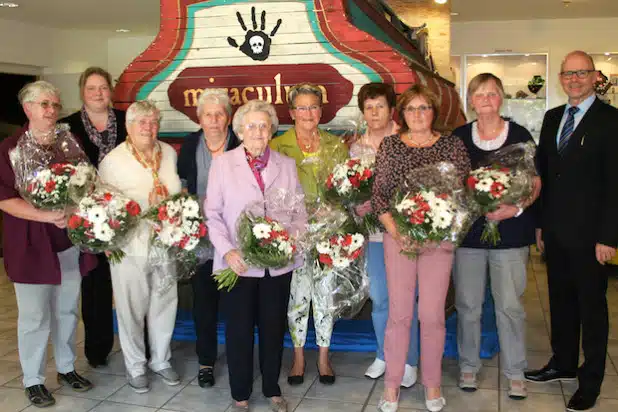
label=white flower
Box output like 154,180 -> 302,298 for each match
93,223 -> 114,242
432,210 -> 453,230
184,237 -> 199,251
337,179 -> 352,194
70,164 -> 93,187
167,201 -> 181,217
87,206 -> 107,224
271,221 -> 284,232
182,199 -> 200,218
476,178 -> 493,192
332,257 -> 351,269
349,233 -> 365,252
316,241 -> 331,254
252,223 -> 272,240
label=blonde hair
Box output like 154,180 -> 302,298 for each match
287,82 -> 323,109
467,73 -> 505,104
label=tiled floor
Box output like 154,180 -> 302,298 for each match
1,251 -> 618,411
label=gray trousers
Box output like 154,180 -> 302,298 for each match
453,247 -> 529,380
13,247 -> 82,387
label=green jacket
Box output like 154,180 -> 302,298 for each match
270,127 -> 348,202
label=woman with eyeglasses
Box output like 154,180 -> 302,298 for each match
206,100 -> 307,411
61,66 -> 127,369
372,84 -> 471,412
452,73 -> 540,401
269,83 -> 347,386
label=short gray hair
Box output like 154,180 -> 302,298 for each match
126,100 -> 161,124
196,89 -> 232,119
232,100 -> 279,138
287,82 -> 323,109
18,80 -> 61,105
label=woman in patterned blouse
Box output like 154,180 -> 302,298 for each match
372,84 -> 471,412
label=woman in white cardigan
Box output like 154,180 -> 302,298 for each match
99,100 -> 181,394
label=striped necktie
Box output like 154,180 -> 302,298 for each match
557,106 -> 580,153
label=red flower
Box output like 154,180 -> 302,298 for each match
410,210 -> 425,225
103,192 -> 113,202
83,219 -> 92,228
347,159 -> 360,167
109,219 -> 121,230
490,182 -> 505,198
179,236 -> 189,249
68,215 -> 82,230
466,176 -> 479,189
126,200 -> 141,216
27,183 -> 35,193
198,222 -> 208,237
44,180 -> 56,193
349,175 -> 360,188
51,163 -> 70,175
437,193 -> 449,200
329,236 -> 339,246
362,169 -> 372,179
319,254 -> 333,266
350,248 -> 363,260
158,206 -> 168,221
342,234 -> 353,247
326,174 -> 334,189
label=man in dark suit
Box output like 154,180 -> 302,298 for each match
525,51 -> 618,411
177,89 -> 240,388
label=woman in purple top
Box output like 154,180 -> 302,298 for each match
0,81 -> 96,408
205,100 -> 307,412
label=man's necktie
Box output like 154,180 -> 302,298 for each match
557,106 -> 580,153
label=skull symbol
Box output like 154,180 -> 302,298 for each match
249,35 -> 264,54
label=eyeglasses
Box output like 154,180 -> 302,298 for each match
404,105 -> 432,114
243,122 -> 271,133
32,100 -> 62,111
294,105 -> 321,112
560,70 -> 595,79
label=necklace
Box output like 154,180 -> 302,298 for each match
297,131 -> 318,152
29,128 -> 55,145
405,131 -> 436,147
205,135 -> 226,153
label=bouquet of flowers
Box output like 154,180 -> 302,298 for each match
213,190 -> 305,291
324,157 -> 380,232
144,193 -> 210,290
10,124 -> 96,210
392,162 -> 473,257
466,142 -> 537,245
67,186 -> 142,263
316,232 -> 365,269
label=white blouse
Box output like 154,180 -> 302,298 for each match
99,142 -> 182,258
472,120 -> 510,151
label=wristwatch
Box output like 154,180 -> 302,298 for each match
515,206 -> 524,218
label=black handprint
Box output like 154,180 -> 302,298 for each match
227,6 -> 282,61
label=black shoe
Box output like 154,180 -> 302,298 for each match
317,362 -> 335,385
524,364 -> 576,383
57,371 -> 94,392
198,367 -> 215,388
287,362 -> 305,386
25,384 -> 55,408
566,389 -> 598,411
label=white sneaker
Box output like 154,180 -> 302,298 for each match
401,364 -> 417,388
365,358 -> 386,379
424,388 -> 446,412
155,367 -> 180,386
378,398 -> 398,412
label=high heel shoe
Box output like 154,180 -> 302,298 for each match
317,361 -> 336,385
287,362 -> 305,386
424,387 -> 446,412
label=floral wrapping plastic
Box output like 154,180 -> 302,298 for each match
298,203 -> 370,320
144,193 -> 212,294
392,161 -> 475,257
466,142 -> 537,245
67,184 -> 142,263
9,124 -> 97,210
212,188 -> 306,292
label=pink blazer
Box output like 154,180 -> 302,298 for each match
205,146 -> 307,277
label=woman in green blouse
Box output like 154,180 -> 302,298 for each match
270,83 -> 347,386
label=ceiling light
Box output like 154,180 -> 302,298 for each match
450,12 -> 459,16
116,29 -> 131,33
604,52 -> 611,56
0,2 -> 19,7
482,54 -> 488,58
524,54 -> 531,57
435,0 -> 448,4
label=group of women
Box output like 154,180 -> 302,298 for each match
0,66 -> 539,412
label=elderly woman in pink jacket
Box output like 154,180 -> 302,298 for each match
205,99 -> 307,412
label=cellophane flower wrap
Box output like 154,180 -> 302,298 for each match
392,162 -> 473,258
298,203 -> 369,320
144,193 -> 212,293
213,189 -> 306,292
67,184 -> 142,263
466,142 -> 537,245
9,124 -> 97,210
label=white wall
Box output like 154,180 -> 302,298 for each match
451,17 -> 618,108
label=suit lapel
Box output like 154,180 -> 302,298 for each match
231,146 -> 260,191
546,107 -> 564,158
560,98 -> 602,157
262,150 -> 281,191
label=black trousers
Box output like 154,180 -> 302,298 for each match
544,234 -> 609,395
81,254 -> 114,364
224,271 -> 292,402
191,260 -> 220,366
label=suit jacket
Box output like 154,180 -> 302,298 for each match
61,109 -> 127,167
536,97 -> 618,248
177,127 -> 240,195
205,146 -> 307,277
